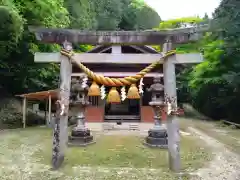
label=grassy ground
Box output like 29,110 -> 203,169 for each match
0,127 -> 212,180
181,118 -> 240,154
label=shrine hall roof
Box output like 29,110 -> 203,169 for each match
87,45 -> 159,54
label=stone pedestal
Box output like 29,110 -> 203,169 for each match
68,128 -> 94,146
68,103 -> 95,147
144,101 -> 168,148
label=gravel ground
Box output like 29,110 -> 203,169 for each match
188,127 -> 240,180
0,131 -> 180,180
0,124 -> 234,180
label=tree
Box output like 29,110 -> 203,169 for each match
0,0 -> 69,94
154,17 -> 205,106
189,39 -> 228,119
64,0 -> 96,30
119,0 -> 160,30
187,0 -> 240,122
0,4 -> 24,59
91,0 -> 124,30
0,0 -> 161,95
64,0 -> 161,31
203,13 -> 209,20
212,0 -> 240,122
158,17 -> 203,29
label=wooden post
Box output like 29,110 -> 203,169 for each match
139,94 -> 142,122
163,41 -> 181,172
52,41 -> 72,169
48,94 -> 52,126
45,98 -> 48,125
22,97 -> 27,128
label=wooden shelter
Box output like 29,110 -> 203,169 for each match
16,89 -> 58,128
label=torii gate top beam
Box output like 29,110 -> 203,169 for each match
28,25 -> 209,45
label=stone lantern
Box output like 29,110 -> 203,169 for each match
144,75 -> 168,148
68,76 -> 95,146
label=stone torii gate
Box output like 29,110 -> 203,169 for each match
29,25 -> 207,171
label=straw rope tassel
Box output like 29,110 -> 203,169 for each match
107,87 -> 121,103
127,84 -> 140,99
88,81 -> 100,96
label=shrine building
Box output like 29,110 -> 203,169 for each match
73,45 -> 169,123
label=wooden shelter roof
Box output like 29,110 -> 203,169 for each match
16,89 -> 58,100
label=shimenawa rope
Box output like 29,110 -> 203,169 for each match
60,49 -> 176,86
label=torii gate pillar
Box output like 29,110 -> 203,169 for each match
51,41 -> 72,169
163,41 -> 181,172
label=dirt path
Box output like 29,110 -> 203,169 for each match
188,127 -> 240,180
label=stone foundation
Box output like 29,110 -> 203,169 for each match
144,126 -> 168,148
68,128 -> 95,147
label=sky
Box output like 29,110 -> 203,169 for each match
144,0 -> 221,20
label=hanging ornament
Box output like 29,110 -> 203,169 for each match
167,102 -> 173,115
81,76 -> 88,88
164,94 -> 178,115
121,86 -> 126,101
100,85 -> 106,100
107,87 -> 121,103
56,100 -> 66,116
127,84 -> 140,99
88,81 -> 100,96
138,78 -> 144,95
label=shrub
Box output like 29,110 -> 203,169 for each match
0,97 -> 46,129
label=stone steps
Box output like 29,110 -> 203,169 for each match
129,124 -> 140,131
102,123 -> 140,131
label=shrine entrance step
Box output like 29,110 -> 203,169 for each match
104,115 -> 140,122
102,123 -> 140,131
129,124 -> 140,131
